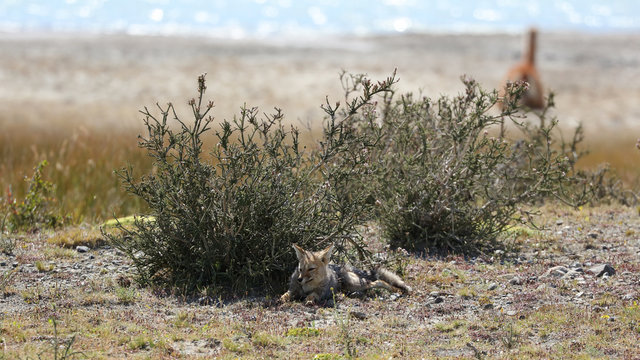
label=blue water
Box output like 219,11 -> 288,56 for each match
1,0 -> 638,38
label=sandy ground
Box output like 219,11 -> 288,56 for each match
1,31 -> 639,137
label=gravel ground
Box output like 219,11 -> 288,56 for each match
1,204 -> 639,358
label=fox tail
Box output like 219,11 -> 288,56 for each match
376,268 -> 412,294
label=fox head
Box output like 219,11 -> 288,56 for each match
292,243 -> 334,288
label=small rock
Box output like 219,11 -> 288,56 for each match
349,311 -> 367,320
432,296 -> 444,304
12,262 -> 18,268
588,232 -> 598,239
575,291 -> 584,298
483,303 -> 494,310
506,310 -> 517,316
487,283 -> 498,291
587,264 -> 615,277
429,291 -> 441,297
556,220 -> 563,225
509,276 -> 523,286
76,246 -> 90,253
116,275 -> 132,288
542,266 -> 570,278
561,270 -> 583,280
0,261 -> 6,267
498,273 -> 517,281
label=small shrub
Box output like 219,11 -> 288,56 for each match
35,261 -> 54,273
172,311 -> 193,329
129,334 -> 154,350
115,286 -> 137,305
222,338 -> 249,353
434,319 -> 466,333
251,331 -> 285,348
286,327 -> 320,337
0,233 -> 16,255
107,73 -> 393,293
313,354 -> 344,360
500,321 -> 520,350
1,268 -> 17,297
3,160 -> 64,232
43,247 -> 77,260
46,227 -> 105,249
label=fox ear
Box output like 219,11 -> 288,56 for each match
292,243 -> 306,262
319,244 -> 334,264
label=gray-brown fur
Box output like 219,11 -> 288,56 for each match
280,244 -> 411,304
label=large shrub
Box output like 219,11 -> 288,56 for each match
343,75 -> 593,253
108,74 -> 394,293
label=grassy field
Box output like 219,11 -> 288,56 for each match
1,117 -> 639,226
0,121 -> 151,223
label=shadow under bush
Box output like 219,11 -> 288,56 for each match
105,74 -> 394,294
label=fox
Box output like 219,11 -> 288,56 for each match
500,28 -> 545,110
279,243 -> 412,305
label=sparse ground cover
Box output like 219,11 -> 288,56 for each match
1,204 -> 638,359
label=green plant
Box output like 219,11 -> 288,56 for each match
500,321 -> 519,350
333,291 -> 356,359
0,235 -> 16,256
0,268 -> 17,297
344,75 -> 594,253
115,286 -> 137,305
129,334 -> 154,350
107,73 -> 394,293
434,319 -> 466,333
46,227 -> 105,249
35,261 -> 54,273
285,327 -> 320,337
222,338 -> 249,353
4,160 -> 64,232
30,317 -> 85,360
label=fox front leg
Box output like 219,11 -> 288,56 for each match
304,293 -> 320,306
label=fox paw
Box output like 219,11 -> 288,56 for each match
304,294 -> 319,306
279,292 -> 291,303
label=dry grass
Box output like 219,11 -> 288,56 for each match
2,117 -> 638,229
0,120 -> 152,223
46,226 -> 107,249
578,134 -> 640,187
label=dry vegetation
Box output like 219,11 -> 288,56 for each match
0,120 -> 151,223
